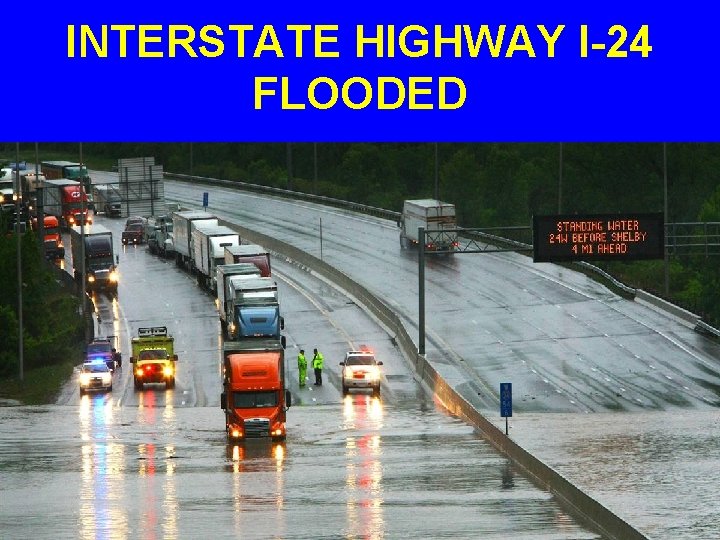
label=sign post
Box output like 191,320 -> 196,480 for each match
500,382 -> 512,436
202,191 -> 208,209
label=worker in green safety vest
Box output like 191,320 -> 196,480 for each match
312,348 -> 324,386
297,349 -> 307,387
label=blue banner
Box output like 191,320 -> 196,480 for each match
3,2 -> 716,141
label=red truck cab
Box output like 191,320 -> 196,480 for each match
61,184 -> 92,227
220,340 -> 291,441
32,215 -> 65,259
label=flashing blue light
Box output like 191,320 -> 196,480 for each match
89,356 -> 106,364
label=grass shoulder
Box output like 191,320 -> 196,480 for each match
0,362 -> 76,405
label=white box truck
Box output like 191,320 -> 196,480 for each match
399,199 -> 458,252
191,224 -> 240,291
172,210 -> 217,269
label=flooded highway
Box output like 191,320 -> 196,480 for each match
0,399 -> 599,539
0,213 -> 602,539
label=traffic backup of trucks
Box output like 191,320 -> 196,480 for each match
399,199 -> 459,251
149,209 -> 290,439
130,327 -> 178,390
70,224 -> 119,294
220,339 -> 291,441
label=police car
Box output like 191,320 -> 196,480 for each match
78,360 -> 113,394
339,348 -> 383,396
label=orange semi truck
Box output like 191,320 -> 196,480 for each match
32,215 -> 65,259
220,339 -> 291,441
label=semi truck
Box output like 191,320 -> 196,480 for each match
41,160 -> 94,210
222,276 -> 285,343
32,214 -> 65,259
19,170 -> 46,195
39,178 -> 92,228
70,224 -> 119,294
191,224 -> 241,291
216,263 -> 262,313
224,244 -> 272,277
172,210 -> 217,269
399,199 -> 458,252
145,214 -> 174,257
220,339 -> 291,441
130,326 -> 178,390
92,184 -> 122,217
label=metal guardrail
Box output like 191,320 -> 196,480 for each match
163,172 -> 401,221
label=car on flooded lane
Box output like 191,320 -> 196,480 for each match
78,361 -> 113,394
340,348 -> 383,396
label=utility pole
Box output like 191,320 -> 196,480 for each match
434,143 -> 439,201
79,143 -> 88,343
663,143 -> 669,297
15,143 -> 24,381
313,143 -> 318,195
558,143 -> 563,213
35,143 -> 43,253
286,143 -> 293,191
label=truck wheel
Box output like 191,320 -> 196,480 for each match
166,378 -> 175,389
79,387 -> 84,396
342,385 -> 349,395
372,386 -> 380,397
134,379 -> 142,391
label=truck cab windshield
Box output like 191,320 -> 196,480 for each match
87,257 -> 113,271
139,349 -> 168,360
232,391 -> 277,408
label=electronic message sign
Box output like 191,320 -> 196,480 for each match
533,213 -> 664,262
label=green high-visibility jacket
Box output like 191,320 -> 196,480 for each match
312,352 -> 324,369
298,353 -> 307,369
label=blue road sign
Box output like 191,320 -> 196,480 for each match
202,191 -> 208,208
500,383 -> 512,417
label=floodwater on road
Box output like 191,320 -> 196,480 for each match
492,410 -> 720,540
0,397 -> 601,540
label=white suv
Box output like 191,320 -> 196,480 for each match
79,361 -> 113,394
340,350 -> 383,396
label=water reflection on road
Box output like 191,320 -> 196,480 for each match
0,401 -> 601,540
79,394 -> 126,539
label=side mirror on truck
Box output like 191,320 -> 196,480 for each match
129,356 -> 135,364
173,354 -> 178,361
220,392 -> 226,409
285,390 -> 292,408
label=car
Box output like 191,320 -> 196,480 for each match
79,361 -> 113,394
86,338 -> 115,371
340,348 -> 383,396
122,221 -> 145,245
